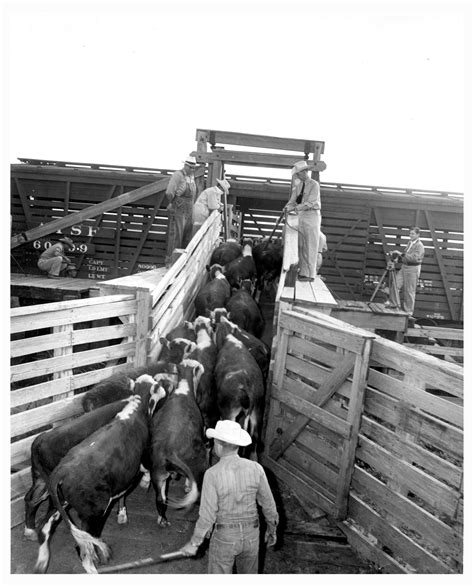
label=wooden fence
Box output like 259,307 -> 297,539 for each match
262,307 -> 463,573
10,211 -> 222,527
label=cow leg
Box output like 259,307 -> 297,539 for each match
152,472 -> 170,527
24,478 -> 49,540
116,497 -> 128,525
34,507 -> 61,573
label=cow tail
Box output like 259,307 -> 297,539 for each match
48,476 -> 111,573
165,454 -> 199,510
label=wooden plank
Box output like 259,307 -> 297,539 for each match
134,289 -> 151,366
371,337 -> 463,398
11,496 -> 26,529
11,394 -> 84,438
52,323 -> 74,400
11,293 -> 134,318
283,444 -> 339,495
340,521 -> 408,573
10,322 -> 136,358
360,416 -> 462,489
195,128 -> 324,154
193,150 -> 328,170
351,466 -> 462,563
404,343 -> 463,358
347,494 -> 452,573
356,436 -> 461,519
335,338 -> 372,519
260,454 -> 337,517
279,311 -> 368,355
367,368 -> 463,428
11,467 -> 32,501
11,341 -> 136,383
11,298 -> 137,334
11,433 -> 41,467
270,354 -> 355,459
272,384 -> 351,439
405,327 -> 463,341
364,387 -> 463,458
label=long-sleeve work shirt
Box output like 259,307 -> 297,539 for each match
286,177 -> 321,212
192,454 -> 279,543
165,169 -> 197,202
402,238 -> 425,266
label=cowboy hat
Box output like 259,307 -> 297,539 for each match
183,156 -> 197,166
291,160 -> 310,176
59,237 -> 74,248
206,420 -> 252,446
216,178 -> 230,192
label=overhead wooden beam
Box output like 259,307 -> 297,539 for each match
190,149 -> 327,170
195,128 -> 325,154
11,167 -> 205,249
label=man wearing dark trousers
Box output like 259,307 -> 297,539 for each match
181,420 -> 279,573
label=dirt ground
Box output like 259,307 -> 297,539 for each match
11,473 -> 380,575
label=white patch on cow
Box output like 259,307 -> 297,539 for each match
117,395 -> 141,420
196,328 -> 211,349
224,369 -> 246,379
175,379 -> 190,396
140,467 -> 151,489
128,378 -> 136,391
136,373 -> 155,385
89,441 -> 95,447
227,334 -> 244,348
215,272 -> 226,280
242,244 -> 252,256
117,506 -> 128,525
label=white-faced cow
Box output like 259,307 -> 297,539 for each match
149,359 -> 208,527
214,321 -> 265,460
223,238 -> 257,290
24,399 -> 131,541
35,375 -> 164,574
194,264 -> 231,318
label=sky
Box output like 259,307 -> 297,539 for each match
2,0 -> 471,195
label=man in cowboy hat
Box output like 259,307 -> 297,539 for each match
181,420 -> 279,573
192,177 -> 230,236
164,155 -> 198,267
37,236 -> 77,279
285,160 -> 322,282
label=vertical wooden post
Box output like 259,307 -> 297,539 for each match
134,289 -> 151,367
53,324 -> 73,400
262,322 -> 291,457
334,336 -> 372,520
195,129 -> 208,195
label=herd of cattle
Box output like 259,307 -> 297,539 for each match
23,237 -> 283,574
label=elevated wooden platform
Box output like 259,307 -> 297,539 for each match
331,299 -> 409,334
11,273 -> 100,302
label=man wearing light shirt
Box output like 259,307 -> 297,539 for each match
285,160 -> 322,281
386,226 -> 425,316
192,178 -> 230,235
181,420 -> 279,573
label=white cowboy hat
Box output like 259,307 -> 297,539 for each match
206,420 -> 252,446
291,160 -> 310,176
216,178 -> 230,192
59,236 -> 74,248
183,156 -> 197,166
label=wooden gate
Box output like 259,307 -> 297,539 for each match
262,309 -> 374,519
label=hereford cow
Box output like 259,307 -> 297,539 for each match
149,359 -> 208,527
35,375 -> 164,574
252,238 -> 283,294
223,238 -> 257,289
188,316 -> 219,429
165,321 -> 197,343
24,399 -> 131,541
194,264 -> 231,318
158,337 -> 197,364
213,311 -> 270,381
214,321 -> 265,459
225,279 -> 265,338
209,239 -> 242,267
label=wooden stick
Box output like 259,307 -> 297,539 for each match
98,549 -> 189,573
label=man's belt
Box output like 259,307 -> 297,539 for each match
215,519 -> 259,530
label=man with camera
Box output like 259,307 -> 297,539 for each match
385,226 -> 425,316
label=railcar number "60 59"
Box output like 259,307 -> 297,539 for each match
33,240 -> 89,253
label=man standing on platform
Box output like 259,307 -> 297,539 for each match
284,160 -> 322,282
192,177 -> 230,236
164,155 -> 197,267
385,226 -> 425,316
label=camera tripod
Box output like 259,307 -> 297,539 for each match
369,261 -> 401,307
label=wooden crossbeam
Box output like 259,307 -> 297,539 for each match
190,150 -> 327,170
195,128 -> 325,154
11,167 -> 205,249
269,354 -> 356,460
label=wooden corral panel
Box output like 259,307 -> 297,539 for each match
263,306 -> 463,574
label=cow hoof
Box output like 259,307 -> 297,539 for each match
156,516 -> 170,528
117,507 -> 128,525
23,527 -> 38,541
